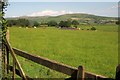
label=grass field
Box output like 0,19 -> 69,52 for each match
9,24 -> 118,78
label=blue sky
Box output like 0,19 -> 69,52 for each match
5,2 -> 118,17
9,0 -> 119,2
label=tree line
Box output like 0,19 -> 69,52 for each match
7,19 -> 38,27
7,18 -> 80,28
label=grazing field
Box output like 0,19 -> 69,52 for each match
9,25 -> 118,78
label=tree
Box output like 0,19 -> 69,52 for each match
7,20 -> 16,27
7,19 -> 30,27
59,20 -> 71,28
33,21 -> 39,27
59,21 -> 65,28
65,20 -> 71,27
72,20 -> 79,28
17,19 -> 30,27
47,20 -> 57,26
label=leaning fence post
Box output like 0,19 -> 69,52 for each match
77,66 -> 85,80
6,29 -> 9,41
115,64 -> 120,80
13,59 -> 16,80
6,29 -> 10,74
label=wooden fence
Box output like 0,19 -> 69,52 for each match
2,38 -> 120,80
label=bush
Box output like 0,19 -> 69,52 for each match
91,27 -> 96,30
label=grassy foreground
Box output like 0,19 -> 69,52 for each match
9,25 -> 118,78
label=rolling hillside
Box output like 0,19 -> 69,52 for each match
6,13 -> 117,23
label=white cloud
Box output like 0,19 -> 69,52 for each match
109,5 -> 120,10
27,10 -> 82,17
6,16 -> 18,18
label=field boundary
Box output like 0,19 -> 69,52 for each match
2,38 -> 120,80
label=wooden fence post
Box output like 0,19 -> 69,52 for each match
5,39 -> 27,80
5,45 -> 7,76
115,64 -> 120,80
77,66 -> 85,80
6,46 -> 9,74
6,29 -> 9,41
4,44 -> 7,76
6,29 -> 10,74
13,59 -> 16,80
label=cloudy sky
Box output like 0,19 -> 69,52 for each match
5,1 -> 119,18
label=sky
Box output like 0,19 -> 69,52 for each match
5,1 -> 119,18
9,0 -> 120,2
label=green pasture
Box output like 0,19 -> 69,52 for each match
9,25 -> 118,78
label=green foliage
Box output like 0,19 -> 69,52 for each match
18,19 -> 30,27
65,20 -> 71,27
58,21 -> 64,27
91,27 -> 96,30
72,20 -> 79,28
40,22 -> 47,25
33,21 -> 39,27
7,20 -> 16,27
1,1 -> 8,79
47,20 -> 57,26
7,19 -> 30,27
72,20 -> 79,25
59,20 -> 71,28
1,2 -> 8,40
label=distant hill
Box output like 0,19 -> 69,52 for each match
6,13 -> 117,24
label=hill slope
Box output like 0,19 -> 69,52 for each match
6,13 -> 117,23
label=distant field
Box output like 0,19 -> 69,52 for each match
9,25 -> 118,78
78,24 -> 118,32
